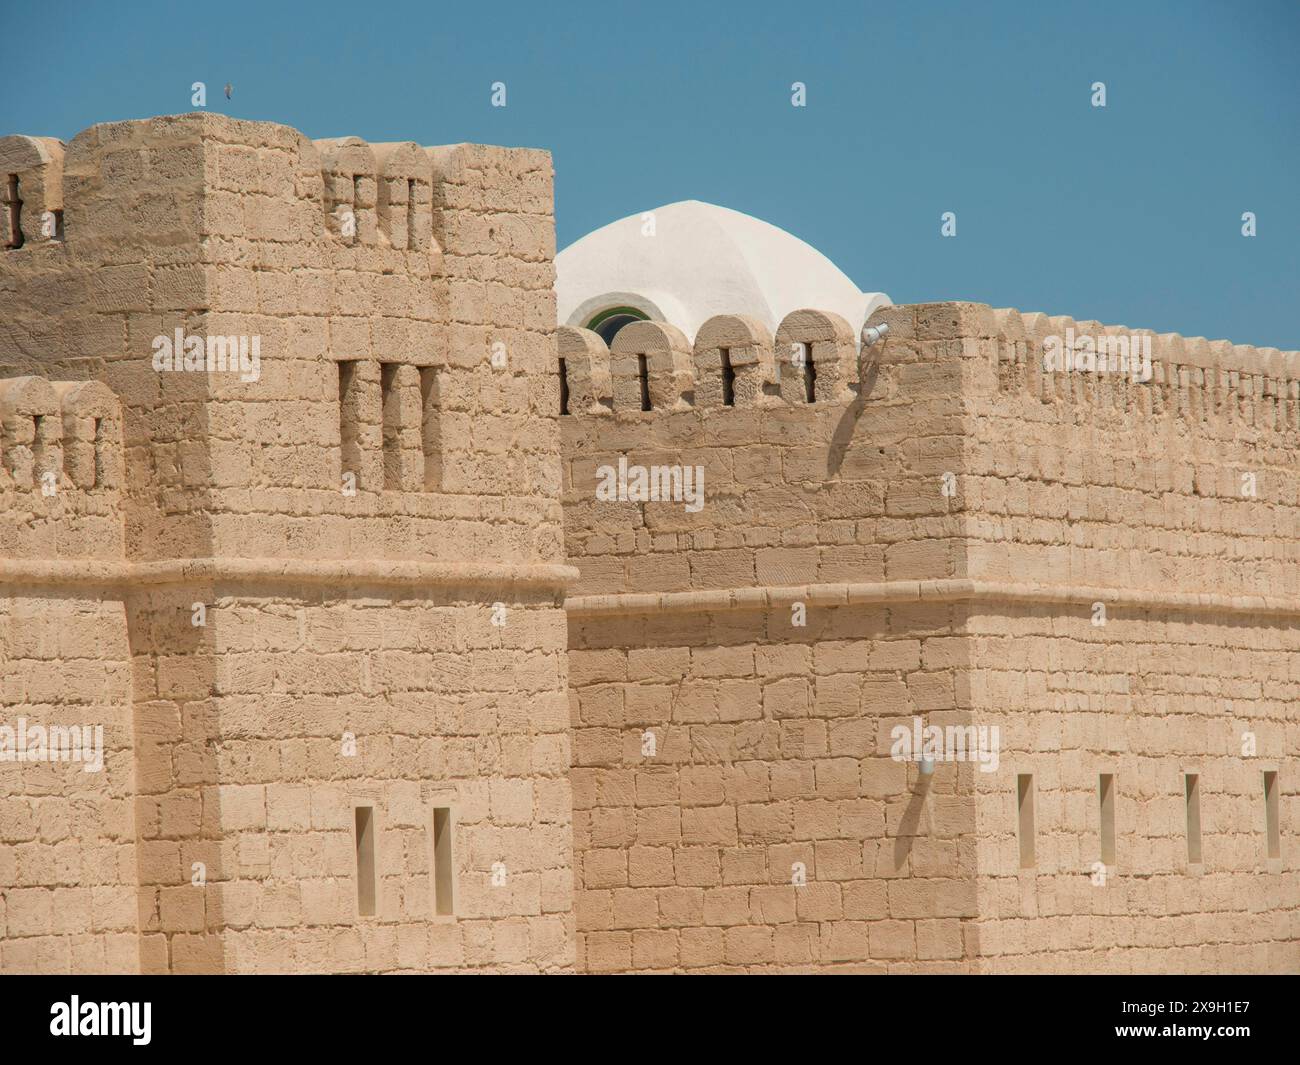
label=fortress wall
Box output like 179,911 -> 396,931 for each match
129,583 -> 572,973
1,117 -> 215,562
1,115 -> 563,567
942,303 -> 1300,972
561,305 -> 982,970
190,125 -> 561,568
561,300 -> 1299,973
0,378 -> 135,973
3,102 -> 1294,974
968,304 -> 1300,596
567,602 -> 977,972
0,376 -> 124,561
968,605 -> 1299,973
560,304 -> 968,597
0,587 -> 135,973
1,114 -> 574,972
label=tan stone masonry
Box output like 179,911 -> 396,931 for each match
562,301 -> 1298,973
1,113 -> 1295,973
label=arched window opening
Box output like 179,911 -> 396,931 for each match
587,305 -> 648,347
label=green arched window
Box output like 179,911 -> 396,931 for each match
586,306 -> 648,346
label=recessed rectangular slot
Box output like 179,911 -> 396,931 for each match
1185,773 -> 1202,864
91,417 -> 106,489
802,343 -> 816,403
354,805 -> 376,917
337,360 -> 361,486
406,178 -> 417,249
380,362 -> 401,490
432,806 -> 455,917
720,347 -> 735,406
31,414 -> 46,476
4,174 -> 22,249
1264,771 -> 1280,859
1017,773 -> 1035,869
558,357 -> 570,416
419,366 -> 440,490
1098,773 -> 1115,867
637,353 -> 651,411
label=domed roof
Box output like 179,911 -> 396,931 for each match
556,200 -> 890,341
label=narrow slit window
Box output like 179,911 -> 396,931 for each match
558,357 -> 570,416
91,417 -> 105,489
1185,773 -> 1202,864
337,361 -> 361,486
31,414 -> 44,474
720,347 -> 735,406
432,806 -> 455,917
354,805 -> 376,917
1098,774 -> 1115,867
637,353 -> 651,411
802,343 -> 816,403
4,174 -> 22,249
380,362 -> 401,490
51,208 -> 63,241
419,366 -> 440,491
1264,771 -> 1280,859
1017,774 -> 1035,869
406,179 -> 417,249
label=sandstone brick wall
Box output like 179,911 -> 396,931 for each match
959,302 -> 1299,597
0,589 -> 135,973
561,310 -> 980,971
950,302 -> 1300,972
567,602 -> 976,972
2,107 -> 1295,974
128,583 -> 571,973
1,114 -> 573,972
970,604 -> 1297,973
560,309 -> 965,598
0,377 -> 135,972
560,301 -> 1299,973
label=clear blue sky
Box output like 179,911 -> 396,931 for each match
2,0 -> 1296,347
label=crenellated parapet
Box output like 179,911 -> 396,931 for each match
0,114 -> 560,570
558,303 -> 965,599
0,135 -> 65,248
853,302 -> 1300,597
557,307 -> 861,416
312,136 -> 436,254
560,298 -> 1300,603
0,118 -> 445,262
693,313 -> 771,408
987,306 -> 1300,431
0,375 -> 123,559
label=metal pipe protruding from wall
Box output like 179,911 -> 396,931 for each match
861,322 -> 889,346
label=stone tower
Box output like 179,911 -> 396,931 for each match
0,114 -> 573,972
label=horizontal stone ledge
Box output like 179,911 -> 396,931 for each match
564,578 -> 1300,619
0,557 -> 579,594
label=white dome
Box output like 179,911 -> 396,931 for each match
556,200 -> 890,342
